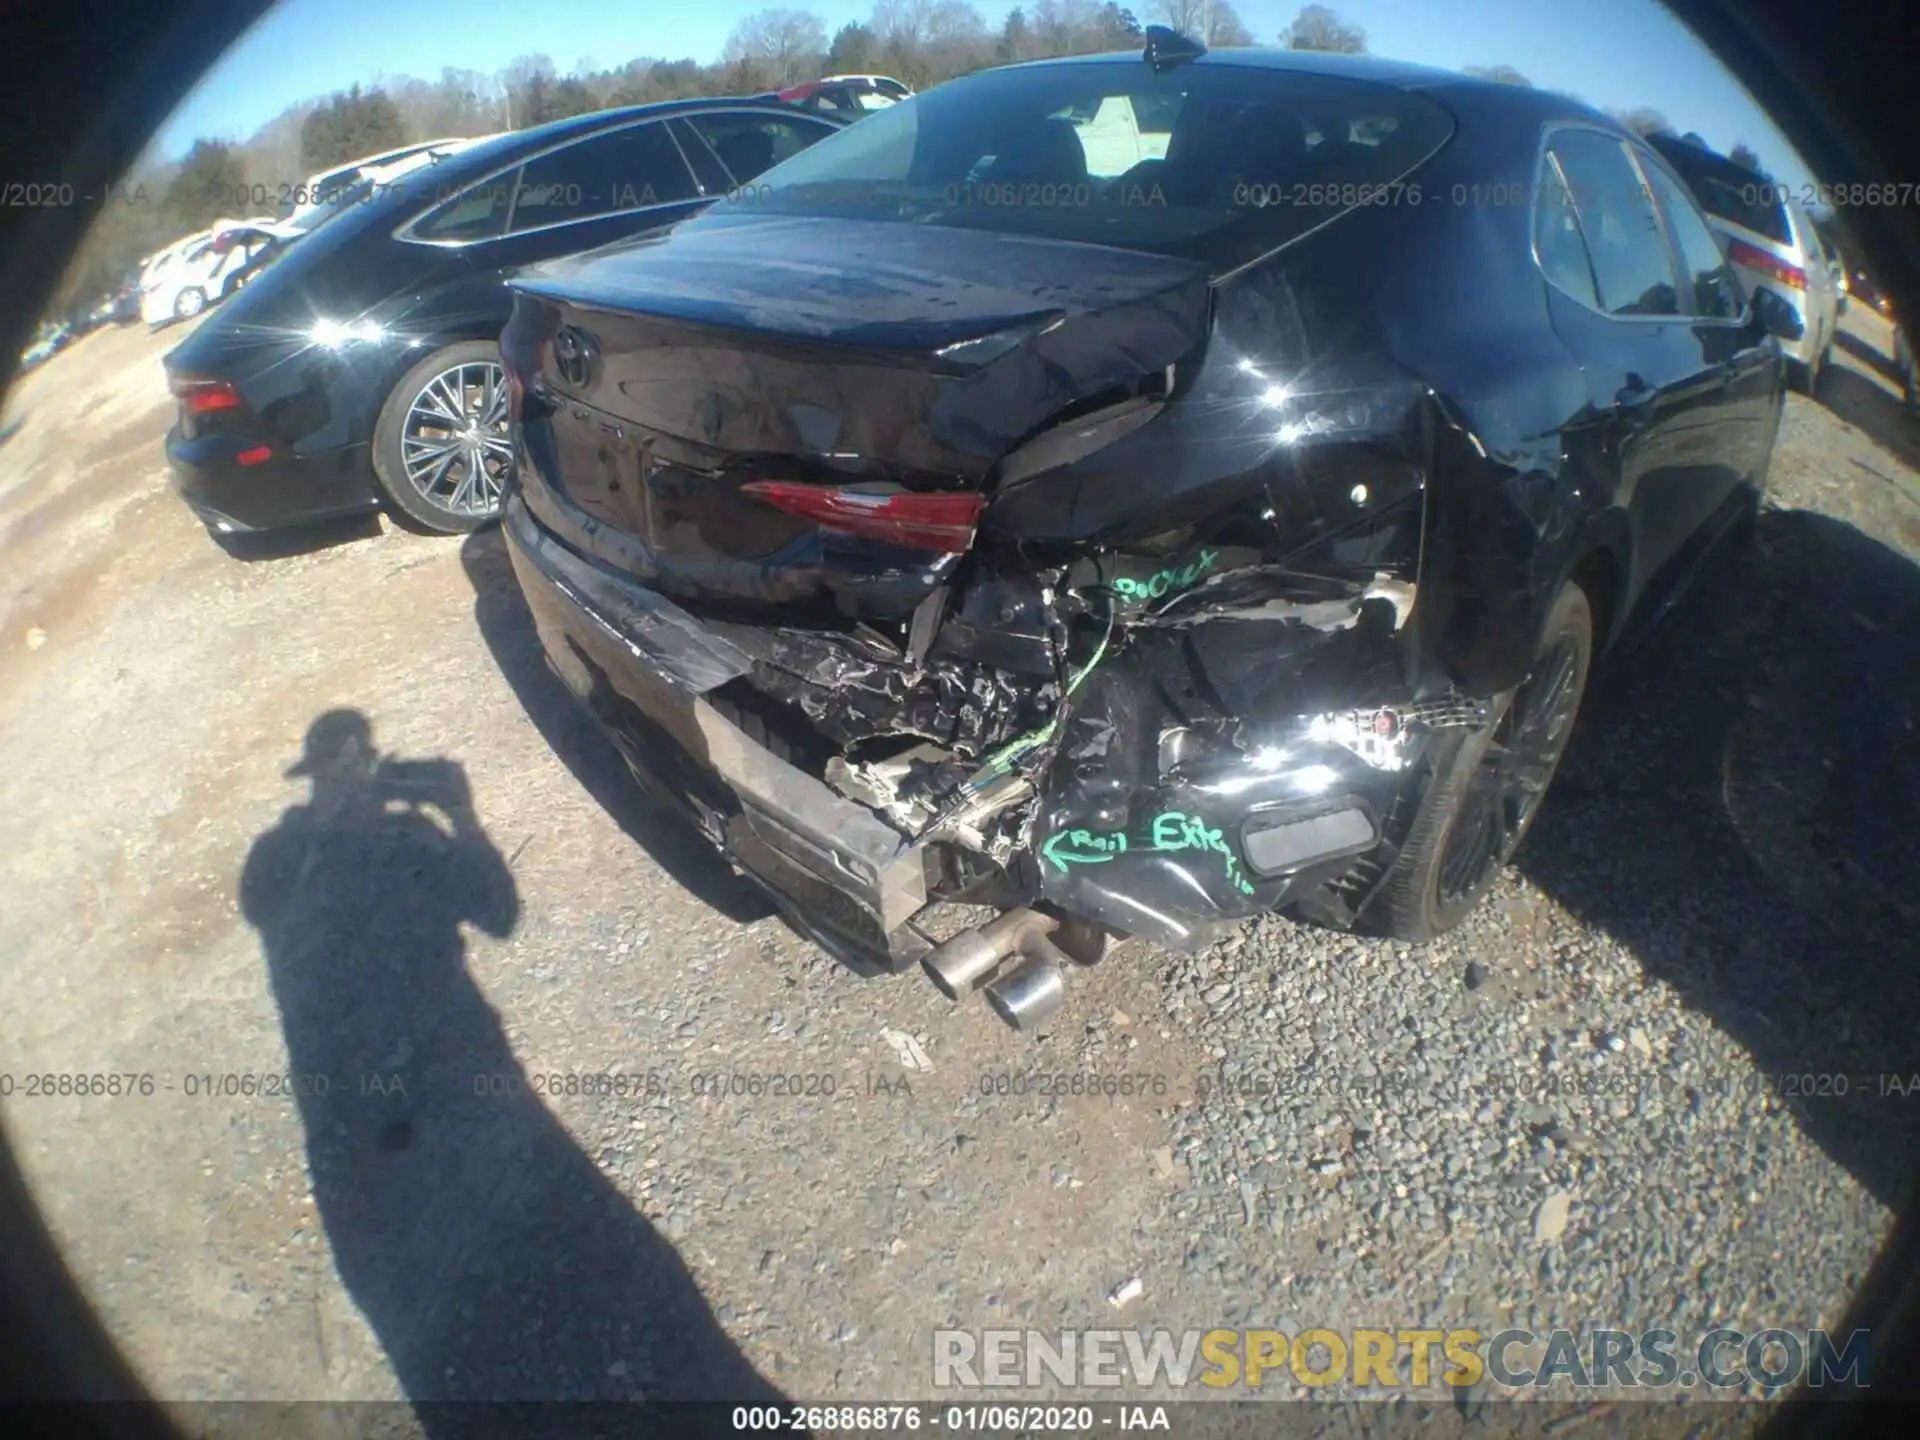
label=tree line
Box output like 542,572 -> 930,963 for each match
46,3 -> 1762,322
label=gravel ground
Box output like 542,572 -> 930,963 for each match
1,307 -> 1916,1434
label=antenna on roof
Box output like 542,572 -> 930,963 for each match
1143,25 -> 1207,74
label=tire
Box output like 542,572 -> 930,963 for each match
174,287 -> 207,320
1363,582 -> 1594,941
370,340 -> 513,535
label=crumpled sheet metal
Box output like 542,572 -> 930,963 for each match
711,622 -> 1059,757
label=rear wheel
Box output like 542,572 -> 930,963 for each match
370,340 -> 513,534
1363,582 -> 1593,941
174,287 -> 207,320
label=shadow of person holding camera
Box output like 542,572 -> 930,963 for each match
241,709 -> 784,1433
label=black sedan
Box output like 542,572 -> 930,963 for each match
496,34 -> 1795,1028
159,98 -> 843,541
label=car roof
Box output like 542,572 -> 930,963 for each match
310,137 -> 466,176
999,44 -> 1607,115
430,95 -> 839,177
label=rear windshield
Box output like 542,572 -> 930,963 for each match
1652,141 -> 1791,246
690,60 -> 1456,273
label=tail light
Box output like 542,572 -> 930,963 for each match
169,375 -> 242,414
741,482 -> 984,552
1727,239 -> 1806,292
498,313 -> 547,423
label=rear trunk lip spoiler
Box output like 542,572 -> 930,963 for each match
503,496 -> 930,933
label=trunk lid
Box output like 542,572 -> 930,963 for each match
504,213 -> 1212,622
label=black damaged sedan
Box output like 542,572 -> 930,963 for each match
159,99 -> 842,541
496,34 -> 1795,1028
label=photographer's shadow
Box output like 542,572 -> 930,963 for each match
240,709 -> 783,1420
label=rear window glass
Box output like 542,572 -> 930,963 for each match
1651,140 -> 1791,246
691,62 -> 1456,274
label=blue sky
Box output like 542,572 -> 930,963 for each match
150,0 -> 1818,190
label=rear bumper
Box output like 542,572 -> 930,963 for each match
503,495 -> 1436,960
166,424 -> 381,533
502,495 -> 934,965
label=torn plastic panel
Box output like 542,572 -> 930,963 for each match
499,204 -> 1551,957
640,399 -> 1458,952
507,514 -> 754,695
699,615 -> 1061,758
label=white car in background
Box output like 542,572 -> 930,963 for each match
773,76 -> 912,117
139,143 -> 492,330
140,224 -> 278,328
292,136 -> 479,208
135,231 -> 214,325
1648,134 -> 1841,393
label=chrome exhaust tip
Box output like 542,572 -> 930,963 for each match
920,929 -> 1005,1000
921,907 -> 1057,1000
984,949 -> 1066,1030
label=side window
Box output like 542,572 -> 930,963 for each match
1546,129 -> 1681,318
1534,151 -> 1600,308
413,173 -> 519,242
508,122 -> 699,233
682,113 -> 838,186
811,87 -> 862,118
1636,154 -> 1743,319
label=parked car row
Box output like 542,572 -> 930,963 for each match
163,35 -> 1805,1027
765,73 -> 911,119
17,320 -> 76,372
1646,131 -> 1839,393
14,277 -> 144,373
162,100 -> 846,536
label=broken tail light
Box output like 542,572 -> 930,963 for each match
740,482 -> 985,553
498,305 -> 552,423
1727,239 -> 1806,292
168,375 -> 242,414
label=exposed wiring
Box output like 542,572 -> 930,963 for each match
911,578 -> 1117,841
972,598 -> 1114,778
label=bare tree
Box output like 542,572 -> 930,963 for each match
1155,0 -> 1206,36
1157,0 -> 1250,45
1029,0 -> 1120,54
1606,106 -> 1672,137
998,7 -> 1035,60
500,54 -> 556,128
927,0 -> 989,45
1463,63 -> 1532,86
872,0 -> 986,46
1208,2 -> 1252,45
1283,5 -> 1365,53
724,9 -> 829,86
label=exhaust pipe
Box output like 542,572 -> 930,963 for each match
921,907 -> 1059,1000
984,948 -> 1067,1030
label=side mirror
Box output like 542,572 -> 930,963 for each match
1752,287 -> 1805,342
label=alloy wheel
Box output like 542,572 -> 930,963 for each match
1435,636 -> 1583,905
399,360 -> 512,520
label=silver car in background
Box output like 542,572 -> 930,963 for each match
1649,133 -> 1840,393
